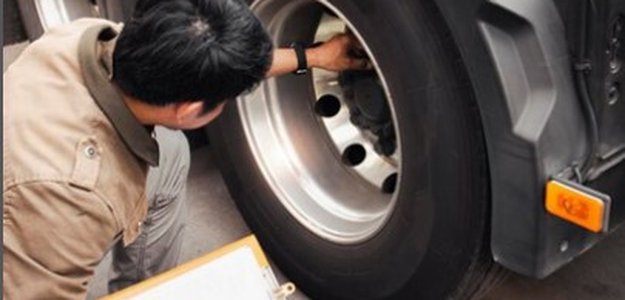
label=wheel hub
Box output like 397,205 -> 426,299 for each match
340,70 -> 396,156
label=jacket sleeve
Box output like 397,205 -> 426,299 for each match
3,181 -> 120,300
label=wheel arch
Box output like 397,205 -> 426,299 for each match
431,0 -> 598,278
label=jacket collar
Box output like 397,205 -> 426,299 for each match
78,24 -> 159,166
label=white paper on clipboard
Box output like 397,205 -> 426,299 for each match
101,235 -> 295,300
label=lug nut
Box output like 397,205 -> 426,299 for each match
374,139 -> 395,156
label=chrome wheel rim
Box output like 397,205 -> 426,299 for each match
238,0 -> 401,244
33,0 -> 101,31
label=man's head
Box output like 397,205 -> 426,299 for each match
113,0 -> 272,129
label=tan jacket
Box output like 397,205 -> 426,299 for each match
3,18 -> 159,299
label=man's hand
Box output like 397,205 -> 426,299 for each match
307,33 -> 372,72
265,33 -> 372,78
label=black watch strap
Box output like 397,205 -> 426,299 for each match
291,42 -> 308,75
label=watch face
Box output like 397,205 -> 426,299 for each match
295,69 -> 308,75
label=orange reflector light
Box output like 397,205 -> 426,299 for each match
545,179 -> 610,233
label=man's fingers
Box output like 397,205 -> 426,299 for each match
349,35 -> 365,51
350,58 -> 373,70
344,33 -> 367,59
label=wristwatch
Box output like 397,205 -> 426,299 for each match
290,42 -> 308,75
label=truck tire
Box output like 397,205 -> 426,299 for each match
209,0 -> 503,299
17,0 -> 133,40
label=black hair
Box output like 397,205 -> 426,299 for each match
113,0 -> 273,112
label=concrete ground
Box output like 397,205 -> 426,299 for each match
5,42 -> 625,300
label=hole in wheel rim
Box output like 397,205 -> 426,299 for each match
342,144 -> 366,166
382,173 -> 398,194
315,94 -> 342,117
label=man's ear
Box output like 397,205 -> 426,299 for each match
174,100 -> 205,124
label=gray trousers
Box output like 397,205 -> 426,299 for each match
108,126 -> 190,292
